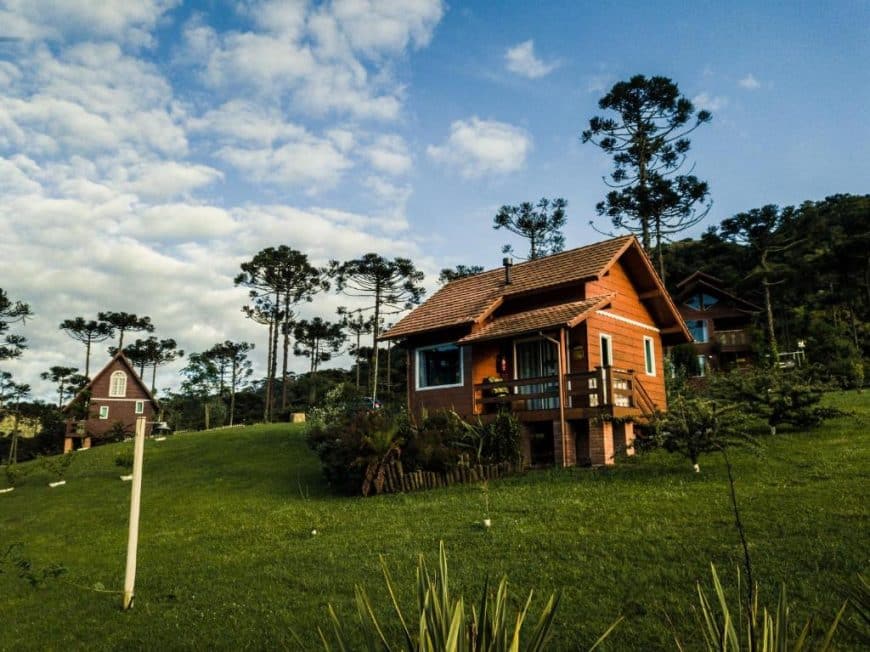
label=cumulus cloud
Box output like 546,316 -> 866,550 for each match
185,0 -> 444,120
504,40 -> 559,79
738,73 -> 761,90
0,1 -> 447,400
427,117 -> 532,178
0,0 -> 178,47
365,134 -> 412,175
692,92 -> 728,112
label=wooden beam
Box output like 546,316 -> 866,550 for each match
638,289 -> 662,300
661,325 -> 685,334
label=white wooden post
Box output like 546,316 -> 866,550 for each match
123,416 -> 146,609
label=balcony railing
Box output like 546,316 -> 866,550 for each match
715,329 -> 751,347
474,367 -> 656,417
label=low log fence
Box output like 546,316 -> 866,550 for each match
377,460 -> 520,495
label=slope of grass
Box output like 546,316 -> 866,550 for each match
1,391 -> 867,650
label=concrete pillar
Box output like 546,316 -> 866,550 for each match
520,425 -> 532,468
624,421 -> 636,456
63,437 -> 73,453
553,421 -> 577,466
589,420 -> 614,466
83,437 -> 92,450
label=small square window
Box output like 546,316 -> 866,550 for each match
98,405 -> 109,420
135,400 -> 144,415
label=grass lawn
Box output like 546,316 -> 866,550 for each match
1,391 -> 867,650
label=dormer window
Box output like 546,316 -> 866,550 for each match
109,371 -> 127,397
685,293 -> 719,311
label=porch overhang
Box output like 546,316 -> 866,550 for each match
456,294 -> 615,345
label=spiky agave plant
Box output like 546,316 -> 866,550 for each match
680,564 -> 847,652
319,541 -> 621,651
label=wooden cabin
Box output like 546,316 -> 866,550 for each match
673,271 -> 761,375
63,352 -> 160,451
380,236 -> 691,467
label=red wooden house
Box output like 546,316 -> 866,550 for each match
380,236 -> 691,467
63,352 -> 160,451
673,271 -> 761,375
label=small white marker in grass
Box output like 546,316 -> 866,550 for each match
311,529 -> 318,536
0,487 -> 14,494
483,518 -> 492,528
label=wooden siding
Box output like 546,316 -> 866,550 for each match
585,260 -> 667,409
72,357 -> 157,439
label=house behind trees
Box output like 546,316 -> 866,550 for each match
380,236 -> 691,466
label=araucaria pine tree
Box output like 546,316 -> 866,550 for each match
582,74 -> 712,281
493,198 -> 567,260
330,254 -> 424,401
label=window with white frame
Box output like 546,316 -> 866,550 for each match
416,343 -> 463,389
135,400 -> 145,414
643,336 -> 656,376
109,371 -> 127,397
98,405 -> 109,419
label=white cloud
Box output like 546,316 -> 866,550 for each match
738,73 -> 761,90
0,0 -> 179,47
504,40 -> 559,79
427,117 -> 532,178
0,0 -> 445,402
185,0 -> 445,121
693,92 -> 728,112
365,134 -> 412,175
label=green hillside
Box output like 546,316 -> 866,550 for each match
1,392 -> 867,650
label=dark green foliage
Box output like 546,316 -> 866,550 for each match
439,264 -> 485,283
663,194 -> 869,385
649,395 -> 754,469
669,343 -> 701,379
0,288 -> 32,360
708,368 -> 849,435
403,411 -> 465,472
307,407 -> 392,495
493,197 -> 567,260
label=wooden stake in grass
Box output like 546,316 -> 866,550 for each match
123,416 -> 146,610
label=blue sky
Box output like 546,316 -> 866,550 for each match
0,0 -> 867,398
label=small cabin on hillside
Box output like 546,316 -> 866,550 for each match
380,236 -> 691,467
63,352 -> 160,451
673,271 -> 761,375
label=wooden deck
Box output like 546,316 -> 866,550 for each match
473,366 -> 657,421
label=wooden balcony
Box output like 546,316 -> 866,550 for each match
714,329 -> 751,348
474,367 -> 656,422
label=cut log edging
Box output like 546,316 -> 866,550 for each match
376,460 -> 520,495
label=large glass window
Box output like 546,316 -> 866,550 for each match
109,371 -> 127,397
688,319 -> 708,343
417,344 -> 463,389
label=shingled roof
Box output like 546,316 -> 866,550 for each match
457,294 -> 615,344
382,235 -> 634,340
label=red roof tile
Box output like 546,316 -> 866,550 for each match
382,236 -> 633,339
457,294 -> 614,343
